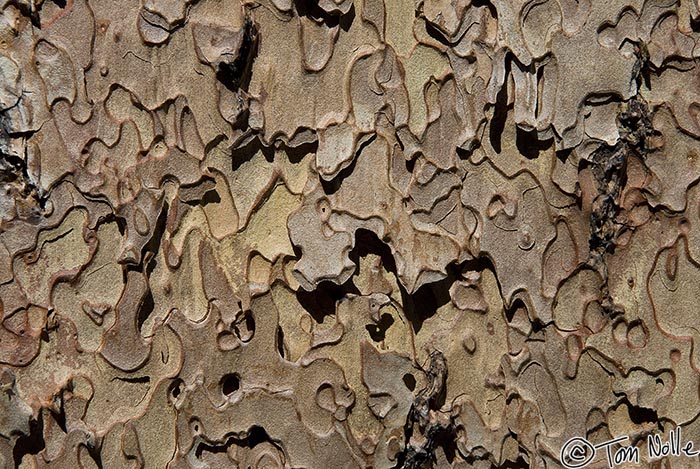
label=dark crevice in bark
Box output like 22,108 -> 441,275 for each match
296,279 -> 361,323
294,0 -> 356,31
216,16 -> 259,93
12,415 -> 45,468
193,426 -> 282,460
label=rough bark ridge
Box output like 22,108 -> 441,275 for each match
1,0 -> 700,467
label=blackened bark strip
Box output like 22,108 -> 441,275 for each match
0,112 -> 45,214
394,350 -> 458,469
588,97 -> 654,315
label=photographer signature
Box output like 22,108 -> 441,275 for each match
559,426 -> 698,468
